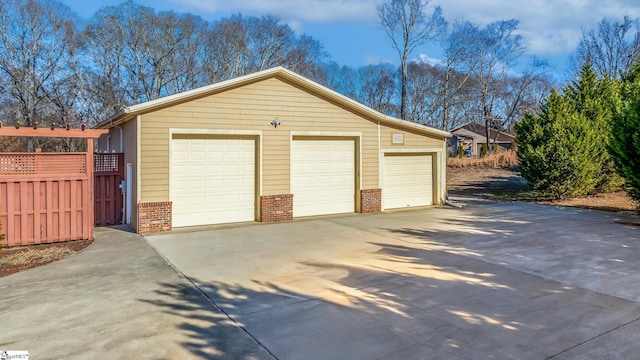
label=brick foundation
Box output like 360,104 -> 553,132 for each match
260,194 -> 293,222
138,201 -> 172,234
360,189 -> 382,213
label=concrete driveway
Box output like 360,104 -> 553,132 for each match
147,201 -> 640,360
0,227 -> 272,360
1,202 -> 639,359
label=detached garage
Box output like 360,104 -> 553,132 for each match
96,67 -> 450,233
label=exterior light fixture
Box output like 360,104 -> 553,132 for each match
271,119 -> 282,128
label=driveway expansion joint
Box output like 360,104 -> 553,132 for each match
144,237 -> 280,360
545,315 -> 640,359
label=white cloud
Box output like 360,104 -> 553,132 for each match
432,0 -> 640,56
167,0 -> 640,59
285,19 -> 305,34
168,0 -> 377,23
417,54 -> 443,66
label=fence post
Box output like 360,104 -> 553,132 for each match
85,138 -> 94,240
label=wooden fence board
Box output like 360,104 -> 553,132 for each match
0,153 -> 93,247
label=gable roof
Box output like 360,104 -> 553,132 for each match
96,66 -> 450,139
450,122 -> 515,142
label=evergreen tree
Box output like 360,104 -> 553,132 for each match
609,63 -> 640,201
517,63 -> 622,198
564,63 -> 624,192
517,90 -> 603,198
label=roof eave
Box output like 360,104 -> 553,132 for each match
95,108 -> 133,129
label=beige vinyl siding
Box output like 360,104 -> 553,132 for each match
379,124 -> 445,149
138,77 -> 385,201
262,130 -> 290,191
136,76 -> 445,203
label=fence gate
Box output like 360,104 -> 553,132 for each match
94,153 -> 124,226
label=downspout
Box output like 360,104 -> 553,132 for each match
110,120 -> 124,152
378,121 -> 382,210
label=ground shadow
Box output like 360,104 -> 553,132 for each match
449,173 -> 531,198
139,279 -> 280,359
139,205 -> 640,358
138,243 -> 608,357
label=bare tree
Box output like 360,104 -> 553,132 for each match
404,21 -> 480,129
406,60 -> 476,129
323,62 -> 360,100
358,64 -> 399,116
406,61 -> 448,126
0,0 -> 79,130
571,16 -> 640,80
203,15 -> 326,83
498,57 -> 553,132
465,19 -> 525,151
82,2 -> 206,119
378,0 -> 444,120
202,15 -> 250,82
438,20 -> 480,130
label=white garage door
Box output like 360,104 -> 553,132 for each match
291,139 -> 355,217
383,154 -> 433,209
171,137 -> 255,227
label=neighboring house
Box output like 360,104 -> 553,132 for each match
96,67 -> 451,234
448,122 -> 516,156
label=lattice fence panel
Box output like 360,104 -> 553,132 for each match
94,153 -> 122,173
0,153 -> 86,176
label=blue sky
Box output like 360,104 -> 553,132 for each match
60,0 -> 640,78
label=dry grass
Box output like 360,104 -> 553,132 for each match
448,165 -> 638,214
0,239 -> 93,277
448,150 -> 518,168
3,247 -> 75,266
547,191 -> 639,213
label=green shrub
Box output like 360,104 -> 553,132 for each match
457,143 -> 464,158
492,141 -> 499,153
479,143 -> 488,157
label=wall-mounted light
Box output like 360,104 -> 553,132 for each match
271,119 -> 282,128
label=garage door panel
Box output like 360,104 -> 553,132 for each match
291,139 -> 355,217
206,164 -> 222,174
171,138 -> 255,227
383,154 -> 433,209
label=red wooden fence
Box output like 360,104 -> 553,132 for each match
0,151 -> 93,246
94,153 -> 124,226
